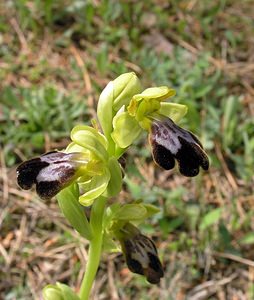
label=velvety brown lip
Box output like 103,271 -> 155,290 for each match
149,118 -> 209,177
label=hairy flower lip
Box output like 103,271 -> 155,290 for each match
17,151 -> 87,199
149,118 -> 209,177
116,223 -> 164,284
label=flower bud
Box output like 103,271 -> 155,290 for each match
43,285 -> 63,300
42,283 -> 80,300
97,72 -> 142,139
112,72 -> 142,111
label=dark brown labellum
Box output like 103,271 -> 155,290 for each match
149,118 -> 209,177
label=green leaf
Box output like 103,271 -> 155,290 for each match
199,208 -> 222,231
57,183 -> 92,240
240,233 -> 254,245
111,112 -> 142,148
159,217 -> 184,234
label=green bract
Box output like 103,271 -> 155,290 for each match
111,86 -> 188,148
57,183 -> 92,240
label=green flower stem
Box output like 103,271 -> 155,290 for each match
79,196 -> 107,300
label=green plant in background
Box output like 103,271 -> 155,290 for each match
16,72 -> 209,300
1,86 -> 87,166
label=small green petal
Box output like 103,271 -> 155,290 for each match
71,125 -> 108,162
79,168 -> 110,206
111,112 -> 142,148
133,86 -> 176,102
136,99 -> 160,122
158,102 -> 188,123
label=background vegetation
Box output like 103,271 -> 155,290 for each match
0,0 -> 254,299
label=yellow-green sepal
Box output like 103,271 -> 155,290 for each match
111,112 -> 142,148
71,125 -> 108,162
158,102 -> 188,123
97,81 -> 114,139
57,183 -> 92,240
79,167 -> 110,206
132,86 -> 176,102
112,72 -> 142,111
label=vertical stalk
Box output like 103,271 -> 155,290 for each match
79,196 -> 107,300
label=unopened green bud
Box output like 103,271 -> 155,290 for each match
43,283 -> 80,300
43,285 -> 63,300
97,72 -> 142,139
112,72 -> 142,111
